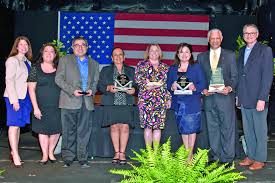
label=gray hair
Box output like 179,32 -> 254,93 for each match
243,24 -> 259,33
207,28 -> 223,40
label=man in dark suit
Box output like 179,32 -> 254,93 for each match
198,28 -> 238,164
237,24 -> 273,170
55,37 -> 99,168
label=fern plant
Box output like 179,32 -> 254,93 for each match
110,138 -> 246,183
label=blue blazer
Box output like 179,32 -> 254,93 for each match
167,63 -> 206,113
237,42 -> 274,108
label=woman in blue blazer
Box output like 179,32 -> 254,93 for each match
167,43 -> 206,160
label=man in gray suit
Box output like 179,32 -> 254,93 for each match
55,37 -> 99,168
238,24 -> 273,170
198,28 -> 238,164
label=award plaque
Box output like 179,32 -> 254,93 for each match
114,74 -> 133,92
208,67 -> 225,92
174,75 -> 193,95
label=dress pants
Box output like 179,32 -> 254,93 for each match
241,107 -> 268,162
61,102 -> 93,162
205,96 -> 236,163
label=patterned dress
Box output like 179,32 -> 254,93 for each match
135,60 -> 171,129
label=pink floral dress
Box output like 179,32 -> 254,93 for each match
135,60 -> 171,129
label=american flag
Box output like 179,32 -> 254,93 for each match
58,12 -> 209,66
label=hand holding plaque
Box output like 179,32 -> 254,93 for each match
208,67 -> 225,93
174,75 -> 193,95
114,74 -> 133,92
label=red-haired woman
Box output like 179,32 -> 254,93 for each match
4,36 -> 33,168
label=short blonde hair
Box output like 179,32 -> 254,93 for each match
144,43 -> 163,60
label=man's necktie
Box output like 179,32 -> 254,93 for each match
211,50 -> 219,71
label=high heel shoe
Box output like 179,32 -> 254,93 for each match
10,154 -> 23,168
10,153 -> 24,163
38,160 -> 48,165
49,158 -> 57,163
119,152 -> 127,165
112,152 -> 120,164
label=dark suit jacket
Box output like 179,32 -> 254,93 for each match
97,64 -> 136,105
55,54 -> 99,110
198,48 -> 238,110
237,42 -> 274,108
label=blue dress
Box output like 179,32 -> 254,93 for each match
5,61 -> 32,127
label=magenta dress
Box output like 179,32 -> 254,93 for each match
135,60 -> 171,130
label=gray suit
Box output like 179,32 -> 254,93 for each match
198,49 -> 238,162
55,54 -> 99,164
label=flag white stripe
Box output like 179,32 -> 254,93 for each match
124,51 -> 200,60
114,35 -> 208,45
115,20 -> 209,30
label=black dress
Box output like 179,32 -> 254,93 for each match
97,65 -> 136,128
28,64 -> 61,135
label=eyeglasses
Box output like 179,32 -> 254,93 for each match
73,44 -> 87,48
243,32 -> 257,36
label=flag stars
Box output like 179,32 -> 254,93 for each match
107,16 -> 111,20
77,21 -> 80,24
89,26 -> 93,29
106,36 -> 110,39
63,25 -> 67,29
102,21 -> 106,25
64,16 -> 68,19
97,55 -> 100,58
102,31 -> 106,34
90,16 -> 94,20
106,45 -> 109,48
80,26 -> 84,29
67,40 -> 70,44
94,21 -> 98,25
67,31 -> 71,34
71,35 -> 75,39
89,35 -> 92,39
88,45 -> 92,48
98,26 -> 102,30
101,50 -> 105,53
85,31 -> 88,34
97,45 -> 100,48
81,16 -> 85,20
93,40 -> 97,44
63,35 -> 66,38
93,30 -> 97,34
72,26 -> 75,29
68,21 -> 71,24
101,40 -> 105,44
73,16 -> 76,20
93,50 -> 96,53
99,16 -> 102,20
76,31 -> 80,34
97,35 -> 101,39
107,26 -> 110,30
85,21 -> 89,24
106,55 -> 109,58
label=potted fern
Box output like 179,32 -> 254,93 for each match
110,138 -> 245,183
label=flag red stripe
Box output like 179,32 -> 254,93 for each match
114,28 -> 208,37
115,13 -> 209,22
114,43 -> 208,52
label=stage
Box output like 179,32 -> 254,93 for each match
1,131 -> 275,183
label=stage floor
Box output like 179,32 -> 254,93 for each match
1,131 -> 275,183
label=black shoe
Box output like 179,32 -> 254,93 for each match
39,160 -> 48,165
49,158 -> 57,163
63,160 -> 72,168
79,161 -> 90,168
